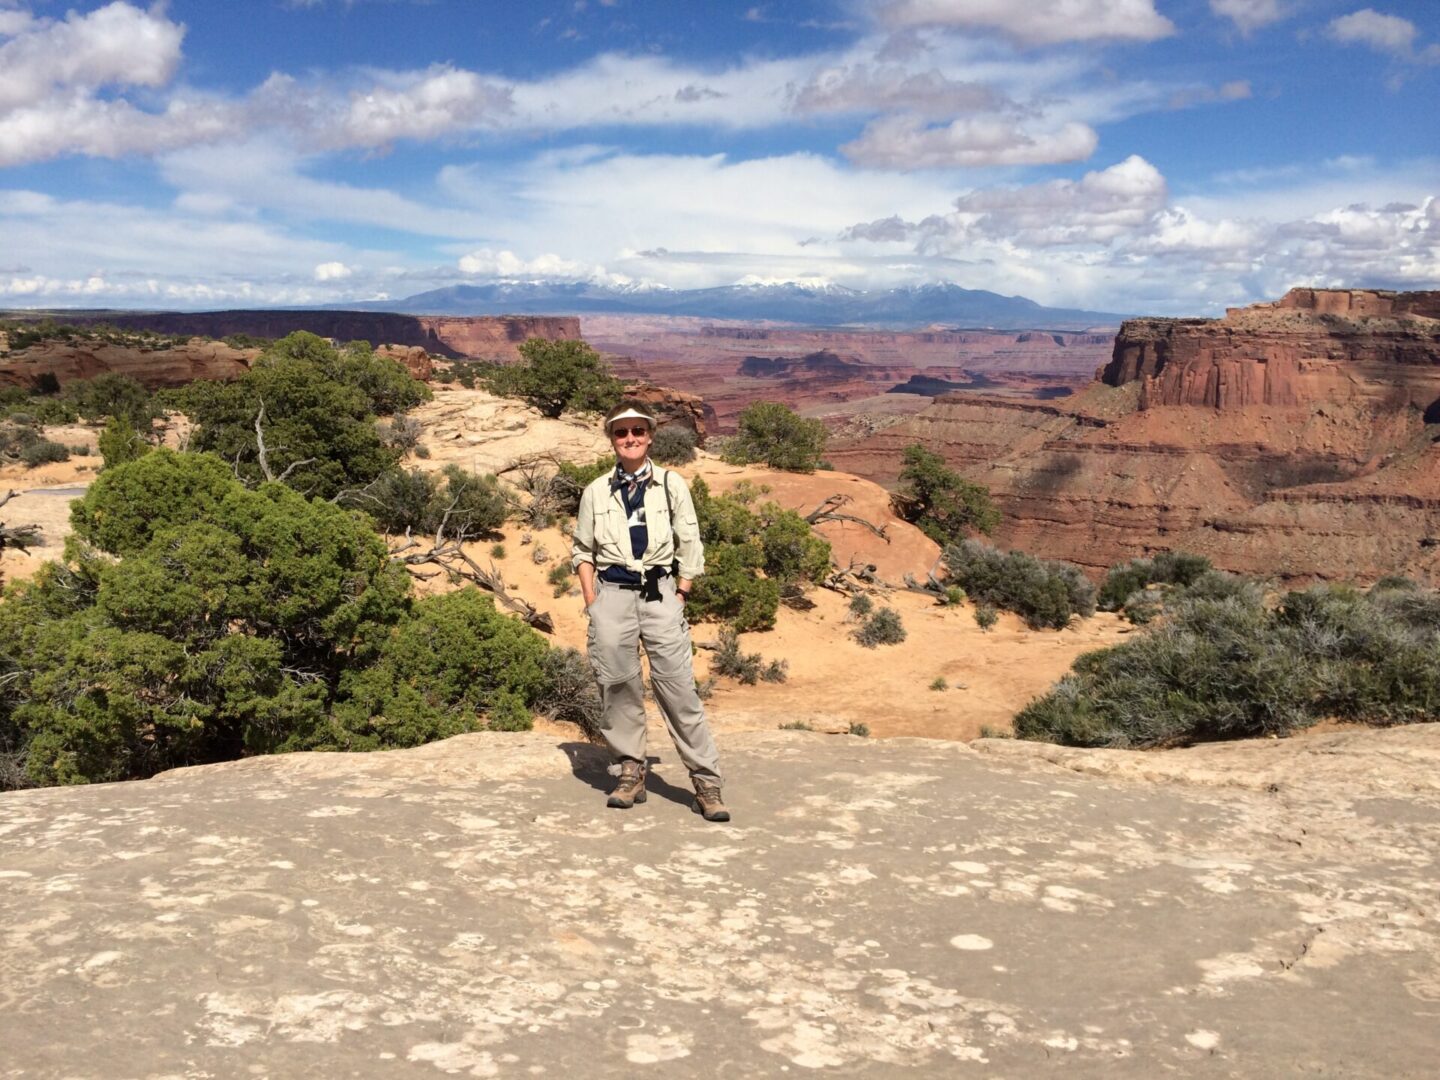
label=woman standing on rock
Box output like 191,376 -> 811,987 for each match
571,402 -> 729,822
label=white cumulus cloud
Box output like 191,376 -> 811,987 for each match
842,114 -> 1098,168
1209,0 -> 1288,35
0,1 -> 184,111
921,154 -> 1169,246
1326,8 -> 1440,63
314,261 -> 352,281
456,248 -> 623,283
876,0 -> 1175,46
787,63 -> 1007,118
341,66 -> 512,146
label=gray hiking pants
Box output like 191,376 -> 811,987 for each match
585,575 -> 722,782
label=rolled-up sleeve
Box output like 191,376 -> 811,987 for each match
671,478 -> 705,580
571,483 -> 597,571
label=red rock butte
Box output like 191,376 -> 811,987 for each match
829,288 -> 1440,584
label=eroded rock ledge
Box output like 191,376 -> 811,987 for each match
2,725 -> 1437,1077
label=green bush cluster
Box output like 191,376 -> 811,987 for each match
1098,551 -> 1215,611
1099,552 -> 1255,625
1,320 -> 189,353
178,333 -> 431,500
721,402 -> 827,473
355,465 -> 509,542
944,540 -> 1095,630
18,439 -> 69,467
0,450 -> 570,789
482,339 -> 621,419
97,414 -> 153,471
0,370 -> 162,430
1015,580 -> 1440,749
685,477 -> 832,631
897,444 -> 1000,543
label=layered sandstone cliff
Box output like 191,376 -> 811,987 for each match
71,311 -> 582,362
829,289 -> 1440,583
0,338 -> 255,390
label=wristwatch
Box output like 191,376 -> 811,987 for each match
676,587 -> 689,602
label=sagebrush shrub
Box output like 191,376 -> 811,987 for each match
651,424 -> 697,465
535,647 -> 603,742
1016,581 -> 1440,749
711,627 -> 766,684
945,539 -> 1093,629
854,607 -> 906,647
20,439 -> 70,467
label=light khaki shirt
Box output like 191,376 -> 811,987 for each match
570,463 -> 705,581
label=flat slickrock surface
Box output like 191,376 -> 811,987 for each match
2,727 -> 1439,1078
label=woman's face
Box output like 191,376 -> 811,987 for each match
611,421 -> 653,470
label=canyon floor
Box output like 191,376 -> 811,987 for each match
2,725 -> 1438,1077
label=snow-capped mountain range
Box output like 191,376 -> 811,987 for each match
346,281 -> 1124,330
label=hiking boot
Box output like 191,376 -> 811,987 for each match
692,776 -> 730,822
607,760 -> 647,809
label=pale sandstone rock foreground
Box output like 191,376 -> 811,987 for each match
2,726 -> 1438,1078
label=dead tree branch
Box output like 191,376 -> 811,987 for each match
0,488 -> 42,552
253,399 -> 314,484
387,531 -> 554,633
804,494 -> 890,542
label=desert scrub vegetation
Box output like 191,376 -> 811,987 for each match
1015,579 -> 1440,749
480,339 -> 622,418
686,476 -> 832,631
547,562 -> 573,597
853,606 -> 906,647
650,423 -> 698,465
710,627 -> 788,684
0,319 -> 191,354
0,449 -> 593,789
944,539 -> 1095,630
346,465 -> 509,543
175,332 -> 431,500
721,401 -> 828,473
896,443 -> 999,543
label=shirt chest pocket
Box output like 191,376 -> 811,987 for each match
596,506 -> 631,545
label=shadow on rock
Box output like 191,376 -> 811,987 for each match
559,741 -> 695,809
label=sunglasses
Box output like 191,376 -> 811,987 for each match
611,425 -> 651,438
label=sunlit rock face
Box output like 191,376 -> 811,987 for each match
827,290 -> 1440,584
2,726 -> 1438,1076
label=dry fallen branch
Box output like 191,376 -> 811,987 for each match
804,494 -> 890,542
0,488 -> 42,552
388,531 -> 554,633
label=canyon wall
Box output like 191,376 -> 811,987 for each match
829,289 -> 1440,583
71,311 -> 582,361
0,338 -> 255,390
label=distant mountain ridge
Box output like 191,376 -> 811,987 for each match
350,281 -> 1125,330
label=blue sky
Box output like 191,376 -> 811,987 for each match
1,0 -> 1436,315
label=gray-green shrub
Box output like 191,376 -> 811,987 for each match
1016,581 -> 1440,749
854,607 -> 906,647
651,424 -> 697,465
944,540 -> 1095,630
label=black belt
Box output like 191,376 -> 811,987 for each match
603,565 -> 669,602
